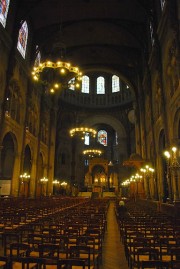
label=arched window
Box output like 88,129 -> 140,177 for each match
68,78 -> 75,90
97,76 -> 105,94
0,0 -> 10,27
98,130 -> 107,146
17,21 -> 28,58
82,75 -> 89,93
84,133 -> 90,145
160,0 -> 165,10
112,75 -> 120,93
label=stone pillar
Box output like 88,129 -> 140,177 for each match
11,152 -> 21,197
47,102 -> 57,196
71,137 -> 76,185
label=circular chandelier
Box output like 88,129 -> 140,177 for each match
83,149 -> 103,158
32,60 -> 82,94
69,127 -> 97,140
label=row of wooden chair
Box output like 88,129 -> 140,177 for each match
0,197 -> 110,269
0,255 -> 87,269
2,231 -> 102,266
116,200 -> 180,269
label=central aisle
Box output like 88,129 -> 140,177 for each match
100,200 -> 129,269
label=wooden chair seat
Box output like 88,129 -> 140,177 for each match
57,258 -> 86,269
76,235 -> 99,264
141,260 -> 169,269
9,256 -> 44,269
12,261 -> 37,269
0,256 -> 9,269
131,247 -> 159,269
0,261 -> 6,267
51,235 -> 69,258
10,243 -> 31,258
69,245 -> 94,269
3,233 -> 20,256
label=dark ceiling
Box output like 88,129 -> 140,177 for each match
18,0 -> 152,86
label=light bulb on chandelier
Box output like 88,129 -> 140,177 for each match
31,59 -> 82,94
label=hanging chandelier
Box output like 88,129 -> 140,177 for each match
69,127 -> 97,140
83,149 -> 103,158
32,60 -> 82,94
31,1 -> 82,94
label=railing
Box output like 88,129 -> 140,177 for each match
60,88 -> 134,108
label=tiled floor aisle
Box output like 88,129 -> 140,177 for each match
100,200 -> 129,269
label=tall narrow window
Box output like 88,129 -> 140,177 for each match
68,78 -> 75,90
17,21 -> 28,58
84,133 -> 90,145
149,21 -> 154,46
115,132 -> 118,145
0,0 -> 10,27
160,0 -> 165,10
82,75 -> 89,93
98,130 -> 107,146
112,75 -> 120,93
34,50 -> 41,67
97,76 -> 105,94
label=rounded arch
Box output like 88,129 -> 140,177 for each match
173,108 -> 180,142
158,129 -> 168,202
158,128 -> 166,152
1,132 -> 17,179
37,152 -> 44,179
82,114 -> 126,139
92,164 -> 106,185
23,144 -> 32,174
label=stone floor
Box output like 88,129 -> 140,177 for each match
100,201 -> 129,269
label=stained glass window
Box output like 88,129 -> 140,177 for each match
112,75 -> 120,93
17,21 -> 28,58
97,76 -> 105,94
82,75 -> 89,93
98,130 -> 107,146
0,0 -> 10,27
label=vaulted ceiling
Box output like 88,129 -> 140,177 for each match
17,0 -> 152,86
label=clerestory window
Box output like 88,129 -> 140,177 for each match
82,75 -> 89,93
97,76 -> 105,94
17,21 -> 28,58
0,0 -> 10,27
112,75 -> 120,93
